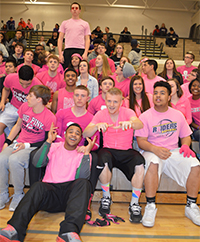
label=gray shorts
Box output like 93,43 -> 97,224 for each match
0,103 -> 18,132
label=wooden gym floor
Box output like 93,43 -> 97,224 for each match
0,190 -> 200,242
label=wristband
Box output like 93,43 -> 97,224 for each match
24,143 -> 31,149
5,138 -> 12,146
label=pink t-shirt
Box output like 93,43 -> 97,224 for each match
17,63 -> 41,76
36,71 -> 65,101
189,96 -> 200,126
57,88 -> 74,111
110,73 -> 130,97
143,75 -> 166,94
0,62 -> 6,76
135,107 -> 192,150
38,64 -> 64,75
171,95 -> 192,125
91,107 -> 136,150
56,108 -> 94,146
89,57 -> 115,73
59,18 -> 91,49
177,65 -> 196,84
17,102 -> 56,143
42,142 -> 91,183
4,73 -> 42,109
124,93 -> 154,117
181,82 -> 192,99
87,95 -> 107,115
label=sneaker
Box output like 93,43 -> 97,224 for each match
142,203 -> 157,227
129,203 -> 142,223
0,192 -> 9,210
99,196 -> 112,216
9,193 -> 24,212
56,232 -> 81,242
185,203 -> 200,226
0,224 -> 19,241
85,209 -> 92,222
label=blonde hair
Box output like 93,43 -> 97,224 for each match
91,54 -> 112,80
106,87 -> 123,99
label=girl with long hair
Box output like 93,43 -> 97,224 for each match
159,58 -> 183,85
124,75 -> 153,117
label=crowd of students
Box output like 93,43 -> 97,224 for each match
0,2 -> 200,242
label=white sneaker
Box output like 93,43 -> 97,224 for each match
0,192 -> 9,210
9,193 -> 24,212
142,203 -> 157,227
185,203 -> 200,226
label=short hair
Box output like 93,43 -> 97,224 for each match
35,44 -> 45,50
28,19 -> 31,21
93,39 -> 103,46
24,48 -> 34,55
169,27 -> 174,32
29,85 -> 51,105
191,68 -> 200,79
145,59 -> 158,72
15,42 -> 25,52
98,43 -> 106,48
66,123 -> 83,135
74,85 -> 90,96
70,2 -> 81,10
186,51 -> 195,61
0,51 -> 3,58
167,78 -> 183,98
154,81 -> 171,95
105,26 -> 110,30
47,54 -> 59,63
18,65 -> 34,81
189,78 -> 200,93
16,30 -> 22,34
99,76 -> 115,87
64,68 -> 78,77
107,87 -> 123,98
6,57 -> 17,67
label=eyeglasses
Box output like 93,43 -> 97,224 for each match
71,7 -> 79,10
184,56 -> 192,59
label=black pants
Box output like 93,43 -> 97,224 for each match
8,179 -> 91,242
63,48 -> 84,70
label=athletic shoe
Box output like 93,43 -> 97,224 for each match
99,196 -> 112,216
0,192 -> 9,210
0,224 -> 19,241
129,203 -> 142,223
142,203 -> 157,227
9,193 -> 24,212
185,203 -> 200,226
56,232 -> 82,242
85,208 -> 92,222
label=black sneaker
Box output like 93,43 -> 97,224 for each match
129,203 -> 142,223
99,196 -> 112,216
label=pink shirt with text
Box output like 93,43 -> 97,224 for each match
135,107 -> 192,150
91,107 -> 136,150
17,102 -> 56,143
177,65 -> 196,84
59,18 -> 91,49
189,96 -> 200,126
36,71 -> 65,101
57,88 -> 74,112
4,73 -> 42,109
